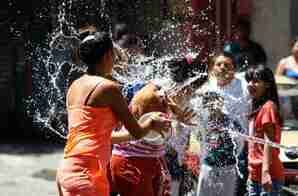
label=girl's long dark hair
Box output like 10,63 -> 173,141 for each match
245,65 -> 283,124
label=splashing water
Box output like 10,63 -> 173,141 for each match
24,0 -> 298,195
28,0 -> 295,176
28,0 -> 211,140
189,92 -> 298,180
28,0 -> 86,139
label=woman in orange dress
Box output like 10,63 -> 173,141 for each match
56,31 -> 170,196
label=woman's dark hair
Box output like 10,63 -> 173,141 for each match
245,65 -> 283,123
71,26 -> 98,64
79,31 -> 113,74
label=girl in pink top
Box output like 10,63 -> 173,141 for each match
56,31 -> 170,196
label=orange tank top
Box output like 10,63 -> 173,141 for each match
64,80 -> 119,167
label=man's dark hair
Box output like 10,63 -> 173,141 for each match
237,18 -> 251,36
290,36 -> 298,47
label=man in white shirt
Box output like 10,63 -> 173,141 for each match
196,52 -> 250,196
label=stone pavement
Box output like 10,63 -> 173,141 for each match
0,142 -> 64,196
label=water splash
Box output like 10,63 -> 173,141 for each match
24,0 -> 298,195
27,0 -> 86,139
189,92 -> 298,181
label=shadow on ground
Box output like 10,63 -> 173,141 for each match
0,128 -> 66,155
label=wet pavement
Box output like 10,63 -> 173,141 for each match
1,140 -> 297,196
0,142 -> 64,196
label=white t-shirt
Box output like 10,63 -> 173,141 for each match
280,56 -> 298,69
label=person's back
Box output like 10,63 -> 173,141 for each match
57,75 -> 120,196
65,76 -> 119,161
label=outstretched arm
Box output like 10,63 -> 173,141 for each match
98,82 -> 169,143
262,122 -> 275,193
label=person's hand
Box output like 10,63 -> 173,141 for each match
165,95 -> 197,126
262,170 -> 273,193
148,112 -> 172,138
167,146 -> 177,156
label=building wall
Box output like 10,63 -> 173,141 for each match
251,0 -> 291,70
290,0 -> 298,38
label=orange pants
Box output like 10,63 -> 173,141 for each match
110,154 -> 171,196
57,156 -> 109,196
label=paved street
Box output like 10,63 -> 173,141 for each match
1,141 -> 298,196
0,142 -> 64,196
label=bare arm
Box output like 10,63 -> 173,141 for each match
262,122 -> 275,192
166,95 -> 197,126
96,82 -> 169,144
275,61 -> 286,75
263,123 -> 275,171
111,129 -> 135,144
103,83 -> 152,141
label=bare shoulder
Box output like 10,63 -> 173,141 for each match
263,100 -> 277,111
67,76 -> 85,96
100,79 -> 121,93
87,78 -> 123,107
90,78 -> 123,103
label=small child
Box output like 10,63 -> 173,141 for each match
197,91 -> 245,196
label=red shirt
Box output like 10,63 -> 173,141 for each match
248,101 -> 284,182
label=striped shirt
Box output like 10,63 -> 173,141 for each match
112,132 -> 166,157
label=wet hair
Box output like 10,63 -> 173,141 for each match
71,26 -> 98,64
245,65 -> 283,123
130,84 -> 167,116
79,31 -> 113,74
